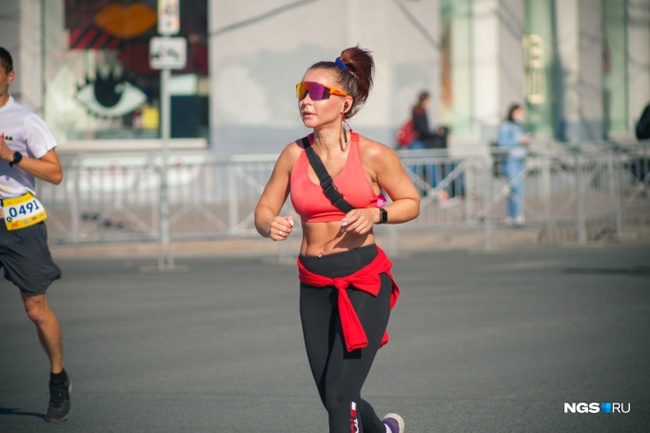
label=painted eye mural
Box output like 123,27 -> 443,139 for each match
67,1 -> 157,118
64,0 -> 208,136
75,69 -> 147,118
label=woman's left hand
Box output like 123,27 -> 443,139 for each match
340,208 -> 378,235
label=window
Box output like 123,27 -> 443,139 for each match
43,0 -> 208,142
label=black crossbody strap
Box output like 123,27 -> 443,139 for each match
301,136 -> 355,213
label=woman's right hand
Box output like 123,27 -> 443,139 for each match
267,215 -> 294,241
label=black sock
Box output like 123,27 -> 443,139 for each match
50,368 -> 67,384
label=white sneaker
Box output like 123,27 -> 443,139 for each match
382,413 -> 405,433
515,215 -> 526,225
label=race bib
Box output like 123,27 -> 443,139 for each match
1,192 -> 48,231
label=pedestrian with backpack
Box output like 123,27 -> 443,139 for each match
409,91 -> 437,150
400,91 -> 442,191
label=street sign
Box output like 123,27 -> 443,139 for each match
149,37 -> 187,70
158,0 -> 180,35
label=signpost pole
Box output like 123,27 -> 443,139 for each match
154,0 -> 181,270
158,66 -> 172,269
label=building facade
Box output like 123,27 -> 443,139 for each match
1,0 -> 648,157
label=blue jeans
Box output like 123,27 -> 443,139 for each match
408,142 -> 464,197
408,140 -> 436,187
504,158 -> 525,219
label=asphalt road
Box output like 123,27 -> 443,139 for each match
1,242 -> 649,432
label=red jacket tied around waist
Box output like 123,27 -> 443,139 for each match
297,246 -> 400,352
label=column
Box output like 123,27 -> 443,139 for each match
471,0 -> 526,141
627,0 -> 650,133
555,0 -> 604,141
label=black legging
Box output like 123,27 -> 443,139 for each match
299,245 -> 392,433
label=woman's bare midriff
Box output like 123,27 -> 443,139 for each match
300,221 -> 376,257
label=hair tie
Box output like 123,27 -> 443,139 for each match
335,58 -> 348,71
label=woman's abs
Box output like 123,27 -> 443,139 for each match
300,221 -> 375,257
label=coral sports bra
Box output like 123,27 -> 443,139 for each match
290,132 -> 379,223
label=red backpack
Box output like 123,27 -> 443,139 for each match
396,119 -> 417,147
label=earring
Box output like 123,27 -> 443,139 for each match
341,111 -> 349,144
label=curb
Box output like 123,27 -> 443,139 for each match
50,223 -> 649,260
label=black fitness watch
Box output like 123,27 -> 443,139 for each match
378,207 -> 388,224
9,151 -> 22,167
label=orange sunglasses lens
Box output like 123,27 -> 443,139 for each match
296,81 -> 347,100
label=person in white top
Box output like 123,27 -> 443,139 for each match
0,46 -> 70,423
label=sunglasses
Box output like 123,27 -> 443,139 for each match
296,81 -> 348,101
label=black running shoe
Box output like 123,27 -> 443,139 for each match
46,376 -> 71,423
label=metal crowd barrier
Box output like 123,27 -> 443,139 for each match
37,141 -> 650,251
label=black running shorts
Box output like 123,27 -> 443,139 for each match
0,221 -> 62,295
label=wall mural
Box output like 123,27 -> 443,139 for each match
64,0 -> 207,126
